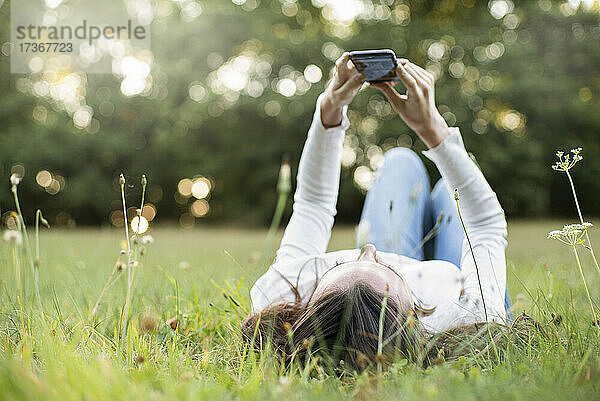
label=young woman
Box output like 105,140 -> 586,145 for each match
242,53 -> 511,370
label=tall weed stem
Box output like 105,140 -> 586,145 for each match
11,179 -> 43,310
571,244 -> 598,330
565,170 -> 600,277
119,174 -> 133,340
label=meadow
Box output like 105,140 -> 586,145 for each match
0,221 -> 599,401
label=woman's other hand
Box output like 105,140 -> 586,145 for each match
320,52 -> 366,128
371,60 -> 449,148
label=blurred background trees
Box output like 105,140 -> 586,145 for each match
0,0 -> 599,228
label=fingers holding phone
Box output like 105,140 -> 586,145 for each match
328,53 -> 366,104
320,53 -> 366,128
371,61 -> 449,148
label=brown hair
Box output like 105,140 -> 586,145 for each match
241,282 -> 544,372
242,282 -> 427,371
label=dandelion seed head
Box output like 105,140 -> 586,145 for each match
141,235 -> 154,245
2,230 -> 22,245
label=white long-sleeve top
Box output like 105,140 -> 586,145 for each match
250,94 -> 508,333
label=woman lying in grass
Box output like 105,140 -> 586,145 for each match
242,53 -> 513,370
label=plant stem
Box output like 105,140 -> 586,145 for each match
454,190 -> 488,322
119,175 -> 133,340
11,185 -> 42,310
261,161 -> 291,267
565,170 -> 600,277
34,210 -> 49,311
89,263 -> 123,322
571,244 -> 599,332
262,192 -> 287,263
377,285 -> 389,375
12,245 -> 22,300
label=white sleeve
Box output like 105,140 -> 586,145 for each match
423,128 -> 507,324
273,93 -> 349,263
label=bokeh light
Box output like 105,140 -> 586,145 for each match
191,177 -> 211,199
177,178 -> 193,197
131,215 -> 149,234
191,199 -> 209,217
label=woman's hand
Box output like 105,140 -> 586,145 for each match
320,52 -> 366,128
371,60 -> 449,148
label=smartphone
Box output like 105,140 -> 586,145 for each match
349,49 -> 399,83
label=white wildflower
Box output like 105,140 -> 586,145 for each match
546,230 -> 562,240
2,230 -> 22,245
547,222 -> 592,246
552,147 -> 583,171
141,235 -> 154,245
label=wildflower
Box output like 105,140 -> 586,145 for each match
116,261 -> 125,271
552,147 -> 583,171
547,223 -> 593,246
130,260 -> 139,268
10,174 -> 21,186
141,235 -> 154,245
2,230 -> 22,245
134,354 -> 145,364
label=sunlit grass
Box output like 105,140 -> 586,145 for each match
0,222 -> 598,400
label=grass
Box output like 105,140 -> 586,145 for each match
0,221 -> 599,400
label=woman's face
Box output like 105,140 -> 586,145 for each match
312,244 -> 414,307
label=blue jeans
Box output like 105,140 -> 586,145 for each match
356,147 -> 512,313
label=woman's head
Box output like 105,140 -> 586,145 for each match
311,244 -> 415,310
242,245 -> 426,371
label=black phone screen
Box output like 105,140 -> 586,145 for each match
349,51 -> 398,82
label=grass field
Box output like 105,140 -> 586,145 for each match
0,221 -> 599,400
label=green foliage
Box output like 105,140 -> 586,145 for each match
1,1 -> 600,226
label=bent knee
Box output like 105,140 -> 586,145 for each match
381,147 -> 425,173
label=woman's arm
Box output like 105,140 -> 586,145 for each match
424,130 -> 507,323
374,61 -> 507,323
273,53 -> 366,263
